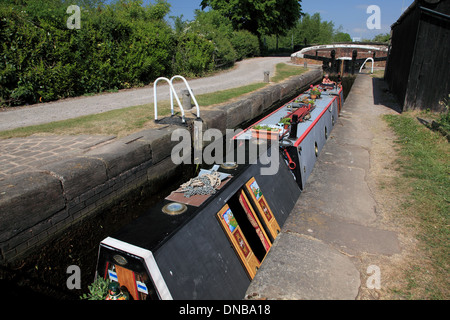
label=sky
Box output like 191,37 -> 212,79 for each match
142,0 -> 415,40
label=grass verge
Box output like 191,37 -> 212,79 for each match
270,63 -> 308,83
0,63 -> 307,139
384,112 -> 449,299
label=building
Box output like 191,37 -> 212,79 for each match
385,0 -> 450,112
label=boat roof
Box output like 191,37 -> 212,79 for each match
234,85 -> 343,148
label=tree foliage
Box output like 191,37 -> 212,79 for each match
372,33 -> 390,43
0,0 -> 176,106
265,12 -> 352,50
187,10 -> 260,66
0,0 -> 265,107
334,32 -> 352,43
200,0 -> 303,44
0,0 -> 349,107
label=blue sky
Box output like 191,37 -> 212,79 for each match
144,0 -> 415,40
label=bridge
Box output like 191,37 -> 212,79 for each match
291,43 -> 388,75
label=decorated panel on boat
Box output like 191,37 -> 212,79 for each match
216,204 -> 261,279
244,177 -> 281,241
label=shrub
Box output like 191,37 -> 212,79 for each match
0,1 -> 266,107
173,33 -> 215,76
230,30 -> 260,60
188,10 -> 237,68
212,37 -> 237,68
80,277 -> 110,300
0,0 -> 175,106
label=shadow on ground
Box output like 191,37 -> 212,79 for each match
372,77 -> 402,114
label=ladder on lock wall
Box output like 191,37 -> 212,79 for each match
153,75 -> 200,123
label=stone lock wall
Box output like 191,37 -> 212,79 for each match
0,68 -> 322,264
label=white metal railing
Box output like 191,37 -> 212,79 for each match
153,75 -> 200,123
359,57 -> 374,74
153,77 -> 184,122
170,75 -> 200,119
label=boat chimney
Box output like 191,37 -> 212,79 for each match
289,114 -> 298,139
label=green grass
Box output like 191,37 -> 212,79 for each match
0,104 -> 163,139
0,63 -> 307,139
271,63 -> 307,83
371,69 -> 385,78
384,112 -> 449,299
196,82 -> 267,106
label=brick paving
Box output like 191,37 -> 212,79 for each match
0,135 -> 116,179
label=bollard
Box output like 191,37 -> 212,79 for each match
264,71 -> 270,83
182,89 -> 192,110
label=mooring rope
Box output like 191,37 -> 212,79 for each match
179,172 -> 222,198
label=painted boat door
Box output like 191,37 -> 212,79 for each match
244,177 -> 281,241
217,204 -> 261,279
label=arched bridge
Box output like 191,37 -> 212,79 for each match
291,43 -> 388,75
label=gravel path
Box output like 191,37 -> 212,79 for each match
0,57 -> 290,131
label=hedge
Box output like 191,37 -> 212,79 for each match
0,1 -> 263,107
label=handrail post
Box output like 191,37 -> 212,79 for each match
359,57 -> 374,74
154,77 -> 186,123
154,77 -> 170,121
170,75 -> 200,119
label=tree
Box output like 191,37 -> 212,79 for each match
333,32 -> 352,43
189,10 -> 237,67
298,13 -> 334,44
170,14 -> 188,36
264,12 -> 352,51
372,33 -> 390,43
200,0 -> 303,49
0,0 -> 176,105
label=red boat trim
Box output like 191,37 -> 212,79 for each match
232,94 -> 299,140
233,86 -> 342,141
293,97 -> 336,148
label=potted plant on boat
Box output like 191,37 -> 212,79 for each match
279,117 -> 291,129
250,124 -> 281,140
309,85 -> 321,99
80,277 -> 111,300
298,97 -> 315,108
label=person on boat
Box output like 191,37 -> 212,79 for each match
322,74 -> 336,86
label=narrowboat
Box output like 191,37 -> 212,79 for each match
94,83 -> 344,300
